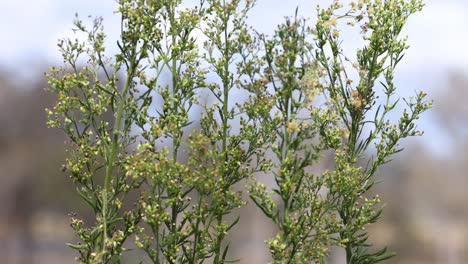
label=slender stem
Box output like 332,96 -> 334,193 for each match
346,247 -> 352,263
169,5 -> 180,261
101,55 -> 136,258
281,95 -> 290,221
214,2 -> 230,262
319,47 -> 350,130
191,195 -> 204,263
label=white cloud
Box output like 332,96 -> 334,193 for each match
401,0 -> 468,71
1,0 -> 467,75
0,0 -> 55,59
0,0 -> 120,64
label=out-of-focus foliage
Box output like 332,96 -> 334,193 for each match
0,71 -> 76,263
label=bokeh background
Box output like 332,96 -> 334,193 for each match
1,0 -> 467,263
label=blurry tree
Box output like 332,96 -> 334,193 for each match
434,72 -> 468,145
370,72 -> 468,264
0,70 -> 75,263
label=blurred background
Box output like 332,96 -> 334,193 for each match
1,0 -> 467,263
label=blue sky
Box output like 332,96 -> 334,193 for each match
1,0 -> 466,156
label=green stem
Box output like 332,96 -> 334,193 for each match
170,11 -> 180,263
191,195 -> 204,263
101,57 -> 136,258
215,2 -> 230,262
346,246 -> 352,264
281,97 -> 290,220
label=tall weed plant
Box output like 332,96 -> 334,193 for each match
46,0 -> 431,263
